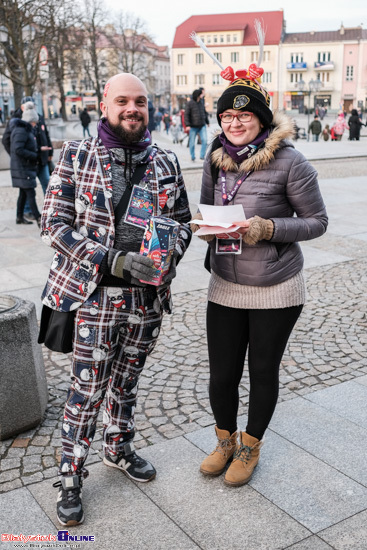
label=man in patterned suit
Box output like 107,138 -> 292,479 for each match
40,73 -> 192,526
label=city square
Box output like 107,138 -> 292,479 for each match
1,3 -> 367,549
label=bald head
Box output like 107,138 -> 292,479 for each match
101,73 -> 147,106
100,73 -> 149,143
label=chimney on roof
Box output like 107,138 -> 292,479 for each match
340,23 -> 345,35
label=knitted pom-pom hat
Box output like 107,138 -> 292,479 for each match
22,101 -> 39,123
217,78 -> 273,128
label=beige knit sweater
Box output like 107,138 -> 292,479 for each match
208,269 -> 306,309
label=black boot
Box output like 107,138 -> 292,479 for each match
16,217 -> 33,225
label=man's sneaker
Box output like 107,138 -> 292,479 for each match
53,475 -> 84,526
103,440 -> 156,482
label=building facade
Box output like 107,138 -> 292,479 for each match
172,13 -> 367,116
281,27 -> 367,113
171,11 -> 285,115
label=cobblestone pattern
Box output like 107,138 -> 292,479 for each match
1,258 -> 366,493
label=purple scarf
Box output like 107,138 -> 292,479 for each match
97,117 -> 152,152
219,129 -> 269,164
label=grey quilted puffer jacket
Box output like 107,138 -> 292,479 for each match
200,112 -> 328,286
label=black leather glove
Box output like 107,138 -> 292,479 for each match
111,252 -> 156,285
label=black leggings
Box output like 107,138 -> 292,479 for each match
206,301 -> 303,440
17,188 -> 40,220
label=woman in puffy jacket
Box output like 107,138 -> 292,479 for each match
191,75 -> 328,487
10,101 -> 42,226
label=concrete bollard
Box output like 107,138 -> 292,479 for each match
0,295 -> 48,440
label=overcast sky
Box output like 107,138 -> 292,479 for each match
104,0 -> 366,47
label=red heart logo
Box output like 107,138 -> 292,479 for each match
220,66 -> 235,81
248,64 -> 264,80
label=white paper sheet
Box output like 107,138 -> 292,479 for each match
189,204 -> 246,235
197,204 -> 246,224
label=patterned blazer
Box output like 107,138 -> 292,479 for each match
40,137 -> 192,313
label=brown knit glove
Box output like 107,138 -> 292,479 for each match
191,212 -> 215,242
242,216 -> 274,245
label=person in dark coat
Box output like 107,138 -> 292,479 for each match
348,109 -> 363,141
10,102 -> 42,225
79,107 -> 91,137
2,96 -> 53,218
184,89 -> 208,161
148,99 -> 155,136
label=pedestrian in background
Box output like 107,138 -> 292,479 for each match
170,113 -> 180,143
191,69 -> 328,488
10,102 -> 42,226
2,96 -> 53,219
348,109 -> 363,141
79,107 -> 91,137
163,111 -> 171,134
308,115 -> 322,141
330,112 -> 348,141
184,89 -> 207,161
148,99 -> 155,138
322,124 -> 330,141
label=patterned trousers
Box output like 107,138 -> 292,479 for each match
59,285 -> 163,476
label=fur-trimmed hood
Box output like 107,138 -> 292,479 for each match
211,111 -> 295,173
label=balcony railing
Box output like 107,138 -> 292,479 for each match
286,62 -> 307,70
314,61 -> 335,70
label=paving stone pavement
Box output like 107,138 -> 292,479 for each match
0,135 -> 366,504
1,253 -> 366,494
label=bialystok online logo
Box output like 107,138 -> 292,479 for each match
1,531 -> 95,543
58,531 -> 95,542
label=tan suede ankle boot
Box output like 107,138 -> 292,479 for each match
224,431 -> 263,487
200,426 -> 237,476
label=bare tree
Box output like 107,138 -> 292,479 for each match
82,0 -> 109,112
113,12 -> 152,77
0,0 -> 50,107
44,0 -> 81,121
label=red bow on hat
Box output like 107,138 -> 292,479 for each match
220,64 -> 264,83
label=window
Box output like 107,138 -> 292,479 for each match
177,54 -> 184,65
263,51 -> 270,61
233,34 -> 238,43
207,35 -> 211,44
290,53 -> 303,63
231,52 -> 239,63
220,35 -> 224,43
214,52 -> 222,63
263,72 -> 272,84
212,74 -> 221,85
200,36 -> 205,43
196,53 -> 204,64
251,51 -> 258,62
176,75 -> 187,86
213,35 -> 218,43
226,34 -> 231,43
317,72 -> 329,83
195,74 -> 205,85
346,66 -> 354,81
290,73 -> 301,83
318,52 -> 331,62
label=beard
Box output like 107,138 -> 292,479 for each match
108,116 -> 147,144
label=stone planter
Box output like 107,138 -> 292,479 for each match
0,295 -> 48,440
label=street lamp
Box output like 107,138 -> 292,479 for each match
296,78 -> 323,141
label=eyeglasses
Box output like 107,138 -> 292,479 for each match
219,112 -> 253,124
